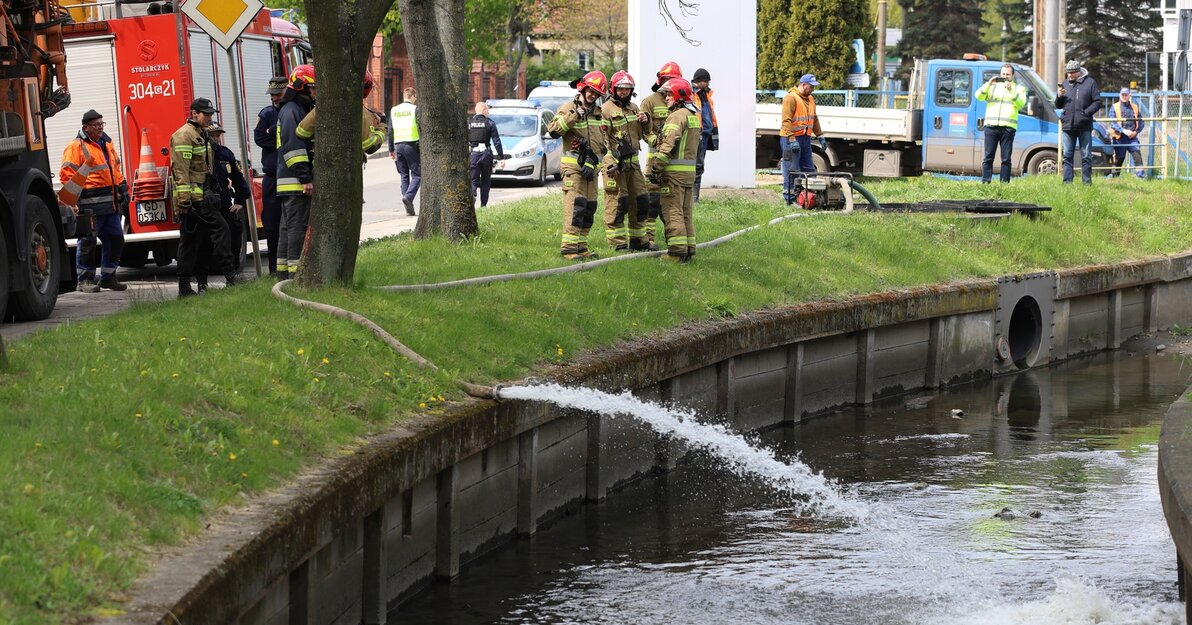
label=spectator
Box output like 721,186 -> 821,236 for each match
1054,59 -> 1102,185
975,64 -> 1027,184
1109,87 -> 1145,179
170,98 -> 235,297
691,67 -> 719,202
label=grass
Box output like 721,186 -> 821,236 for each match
3,175 -> 1192,622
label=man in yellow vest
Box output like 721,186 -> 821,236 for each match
1109,87 -> 1145,179
975,63 -> 1028,184
58,109 -> 129,292
388,87 -> 420,216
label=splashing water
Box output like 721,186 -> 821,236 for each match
498,383 -> 874,521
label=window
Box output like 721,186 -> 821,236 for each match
577,50 -> 592,70
935,69 -> 971,107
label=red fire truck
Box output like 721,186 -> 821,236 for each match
45,4 -> 311,268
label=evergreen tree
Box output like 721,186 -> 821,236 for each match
994,0 -> 1033,65
756,0 -> 872,91
1065,0 -> 1160,90
895,0 -> 985,79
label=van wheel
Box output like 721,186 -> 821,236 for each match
7,195 -> 61,321
1027,150 -> 1059,176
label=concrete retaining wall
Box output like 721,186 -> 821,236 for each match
110,252 -> 1192,625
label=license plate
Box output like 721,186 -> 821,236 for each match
136,200 -> 167,225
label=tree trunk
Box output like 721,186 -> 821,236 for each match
300,0 -> 393,287
400,0 -> 477,242
504,4 -> 527,98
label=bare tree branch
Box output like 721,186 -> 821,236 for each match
658,0 -> 701,47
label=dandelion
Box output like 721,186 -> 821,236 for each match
240,472 -> 248,479
297,348 -> 305,356
321,357 -> 330,365
383,371 -> 392,378
419,402 -> 427,409
312,377 -> 320,383
171,373 -> 179,379
90,367 -> 97,373
272,439 -> 279,446
134,412 -> 142,419
22,484 -> 34,495
179,336 -> 187,342
437,395 -> 445,402
34,442 -> 41,449
228,452 -> 237,461
140,369 -> 149,377
556,345 -> 565,356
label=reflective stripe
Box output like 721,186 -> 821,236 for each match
296,126 -> 314,140
561,234 -> 584,244
664,164 -> 696,172
61,181 -> 84,197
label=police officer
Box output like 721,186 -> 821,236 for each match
170,98 -> 234,297
467,102 -> 505,207
547,70 -> 610,261
389,87 -> 419,216
253,75 -> 286,274
196,122 -> 249,292
646,78 -> 701,263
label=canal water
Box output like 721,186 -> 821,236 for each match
397,351 -> 1192,624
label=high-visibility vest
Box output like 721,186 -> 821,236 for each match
976,80 -> 1027,129
389,102 -> 419,143
1110,101 -> 1141,139
58,135 -> 124,208
782,92 -> 816,137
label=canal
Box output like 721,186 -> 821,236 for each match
395,350 -> 1191,624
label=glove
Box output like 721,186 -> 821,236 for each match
646,171 -> 660,186
709,133 -> 720,151
817,136 -> 828,151
175,200 -> 191,215
783,140 -> 800,156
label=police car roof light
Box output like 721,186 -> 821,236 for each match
538,80 -> 572,87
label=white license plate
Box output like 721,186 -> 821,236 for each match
136,200 -> 167,225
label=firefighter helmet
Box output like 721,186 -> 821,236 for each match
362,69 -> 375,98
289,64 -> 316,91
570,70 -> 608,97
652,61 -> 682,91
610,70 -> 635,90
662,77 -> 693,104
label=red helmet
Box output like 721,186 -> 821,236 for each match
610,70 -> 635,90
362,69 -> 375,98
289,64 -> 316,91
656,61 -> 682,82
662,77 -> 693,104
572,70 -> 608,97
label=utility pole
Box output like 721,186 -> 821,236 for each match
876,0 -> 887,87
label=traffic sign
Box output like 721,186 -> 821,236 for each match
180,0 -> 264,50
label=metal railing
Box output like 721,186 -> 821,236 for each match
1090,92 -> 1192,179
755,90 -> 909,109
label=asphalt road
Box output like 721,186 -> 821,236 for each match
1,154 -> 560,342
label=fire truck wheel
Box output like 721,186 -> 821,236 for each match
0,218 -> 10,321
8,196 -> 61,322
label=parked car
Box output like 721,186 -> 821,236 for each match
527,80 -> 577,113
486,99 -> 563,186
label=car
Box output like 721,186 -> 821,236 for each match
527,80 -> 577,114
486,99 -> 563,186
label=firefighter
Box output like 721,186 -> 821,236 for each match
169,97 -> 235,297
467,102 -> 505,208
196,123 -> 250,293
275,64 -> 317,278
646,78 -> 701,263
253,75 -> 286,274
58,109 -> 129,292
389,87 -> 420,216
639,61 -> 683,249
600,70 -> 651,251
547,70 -> 610,261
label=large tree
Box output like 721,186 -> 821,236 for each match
299,0 -> 393,287
757,0 -> 873,90
895,0 -> 985,80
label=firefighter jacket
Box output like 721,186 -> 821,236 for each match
781,89 -> 821,138
548,98 -> 609,175
212,143 -> 250,211
276,94 -> 315,196
388,102 -> 418,151
169,119 -> 213,207
649,104 -> 701,183
1054,70 -> 1102,132
975,79 -> 1027,130
58,130 -> 127,215
640,91 -> 669,149
296,105 -> 389,155
254,103 -> 280,176
1109,100 -> 1143,140
601,97 -> 648,170
694,87 -> 719,149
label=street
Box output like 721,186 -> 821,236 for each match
1,154 -> 561,342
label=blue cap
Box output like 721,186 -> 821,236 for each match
799,73 -> 819,86
1120,87 -> 1131,95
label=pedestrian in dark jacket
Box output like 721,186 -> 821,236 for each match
1054,59 -> 1102,184
253,76 -> 286,274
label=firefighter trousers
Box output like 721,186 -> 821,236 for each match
177,198 -> 232,279
603,163 -> 650,249
642,154 -> 664,245
659,174 -> 695,259
560,171 -> 598,257
277,194 -> 311,274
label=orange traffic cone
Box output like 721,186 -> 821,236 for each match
132,127 -> 165,200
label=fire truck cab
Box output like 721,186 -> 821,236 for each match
45,2 -> 310,268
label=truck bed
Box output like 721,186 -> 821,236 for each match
756,103 -> 919,142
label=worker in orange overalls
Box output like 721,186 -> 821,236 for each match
58,109 -> 129,292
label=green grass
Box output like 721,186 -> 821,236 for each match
3,175 -> 1192,622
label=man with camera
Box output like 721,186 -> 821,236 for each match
547,70 -> 609,261
975,64 -> 1028,184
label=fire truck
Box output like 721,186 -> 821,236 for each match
0,0 -> 74,321
44,2 -> 311,269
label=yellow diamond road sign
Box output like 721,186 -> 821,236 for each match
181,0 -> 264,50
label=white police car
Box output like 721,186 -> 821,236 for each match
487,99 -> 563,186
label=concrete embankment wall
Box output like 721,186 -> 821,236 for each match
112,252 -> 1192,625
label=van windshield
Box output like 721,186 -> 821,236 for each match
530,95 -> 573,112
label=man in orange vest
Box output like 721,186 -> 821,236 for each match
779,74 -> 826,205
1109,87 -> 1145,179
58,109 -> 129,292
691,68 -> 718,203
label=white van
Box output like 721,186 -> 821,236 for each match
527,80 -> 577,113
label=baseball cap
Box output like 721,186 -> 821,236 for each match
190,97 -> 217,114
799,73 -> 819,86
1120,87 -> 1131,95
206,122 -> 225,134
267,76 -> 287,95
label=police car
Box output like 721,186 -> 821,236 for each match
486,99 -> 563,186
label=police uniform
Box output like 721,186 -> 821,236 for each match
389,99 -> 419,215
170,98 -> 233,294
468,113 -> 504,207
